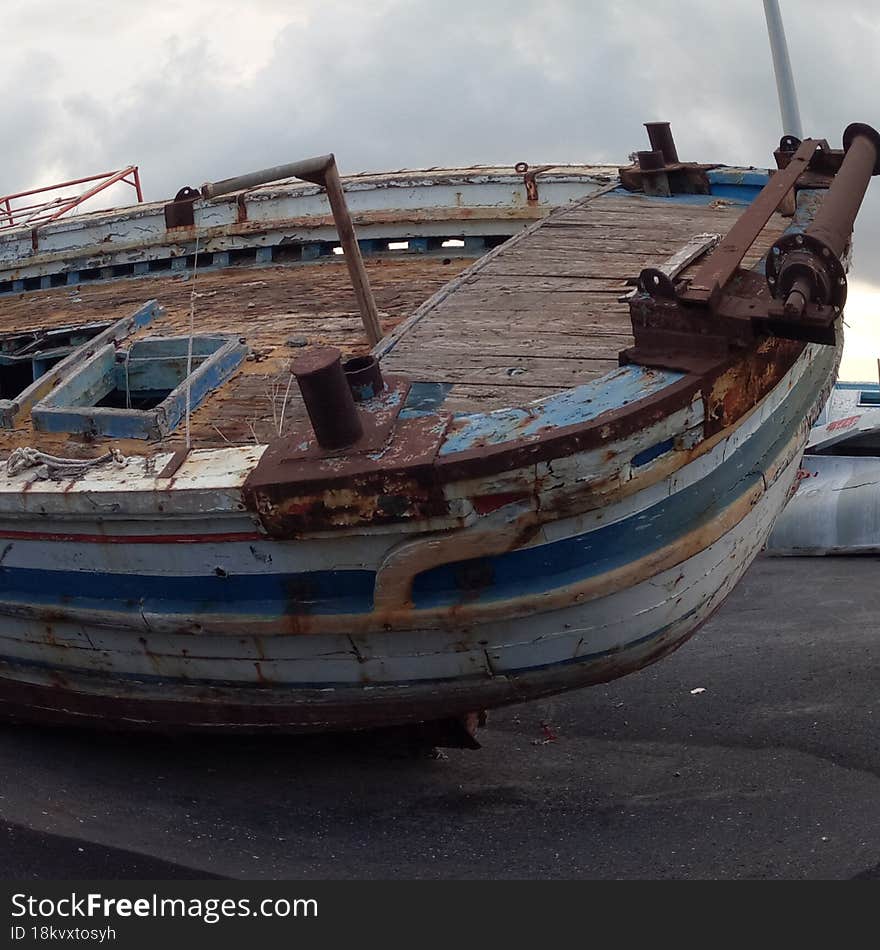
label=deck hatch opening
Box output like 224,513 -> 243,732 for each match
32,334 -> 248,440
0,321 -> 111,400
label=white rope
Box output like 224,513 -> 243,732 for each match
185,234 -> 201,449
6,447 -> 127,481
124,350 -> 131,409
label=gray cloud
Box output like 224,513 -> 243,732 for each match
3,0 -> 880,287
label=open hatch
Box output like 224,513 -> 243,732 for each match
32,334 -> 247,440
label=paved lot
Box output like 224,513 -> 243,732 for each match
2,555 -> 879,880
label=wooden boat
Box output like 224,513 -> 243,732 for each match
0,122 -> 876,742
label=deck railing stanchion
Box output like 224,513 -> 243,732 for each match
201,154 -> 383,345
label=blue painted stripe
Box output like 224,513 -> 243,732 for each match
0,346 -> 828,621
0,567 -> 374,615
412,344 -> 828,609
631,437 -> 674,468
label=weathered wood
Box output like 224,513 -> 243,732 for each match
385,353 -> 619,388
0,183 -> 791,451
383,190 -> 789,414
0,257 -> 472,454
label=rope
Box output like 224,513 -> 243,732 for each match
185,235 -> 201,449
123,350 -> 131,409
6,447 -> 127,481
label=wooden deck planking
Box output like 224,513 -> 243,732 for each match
0,257 -> 470,455
381,192 -> 789,411
0,189 -> 790,453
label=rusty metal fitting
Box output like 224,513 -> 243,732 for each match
766,123 -> 880,311
771,245 -> 835,312
842,123 -> 880,175
637,150 -> 665,171
164,186 -> 200,229
292,346 -> 363,449
644,122 -> 679,164
639,267 -> 676,298
344,354 -> 385,402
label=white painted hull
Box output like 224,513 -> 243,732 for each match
0,339 -> 835,731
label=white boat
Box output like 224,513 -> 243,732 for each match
765,382 -> 880,554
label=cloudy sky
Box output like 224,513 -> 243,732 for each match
4,0 -> 879,377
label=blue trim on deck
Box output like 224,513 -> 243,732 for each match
611,167 -> 770,207
439,365 -> 684,454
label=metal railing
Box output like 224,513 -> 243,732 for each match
0,166 -> 143,233
200,155 -> 383,345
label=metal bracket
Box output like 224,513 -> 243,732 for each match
163,186 -> 200,229
515,163 -> 554,203
622,124 -> 880,371
618,233 -> 721,303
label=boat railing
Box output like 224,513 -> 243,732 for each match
200,155 -> 383,345
0,167 -> 143,236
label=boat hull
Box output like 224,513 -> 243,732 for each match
0,339 -> 836,732
765,454 -> 880,555
0,446 -> 798,731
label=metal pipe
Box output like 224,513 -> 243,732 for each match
807,127 -> 880,258
763,0 -> 803,139
637,150 -> 665,171
644,123 -> 679,164
0,168 -> 140,203
321,161 -> 383,346
292,346 -> 363,450
200,154 -> 383,346
200,156 -> 335,199
768,123 -> 880,313
344,354 -> 385,401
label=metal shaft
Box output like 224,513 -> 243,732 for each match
200,154 -> 383,347
763,0 -> 803,139
807,131 -> 879,258
200,156 -> 335,198
322,162 -> 383,346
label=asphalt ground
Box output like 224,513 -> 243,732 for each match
2,555 -> 879,880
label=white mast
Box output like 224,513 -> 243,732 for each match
763,0 -> 803,139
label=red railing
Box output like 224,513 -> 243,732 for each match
0,166 -> 143,233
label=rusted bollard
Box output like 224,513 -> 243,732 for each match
644,122 -> 680,165
636,150 -> 665,171
344,355 -> 385,402
292,346 -> 363,449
